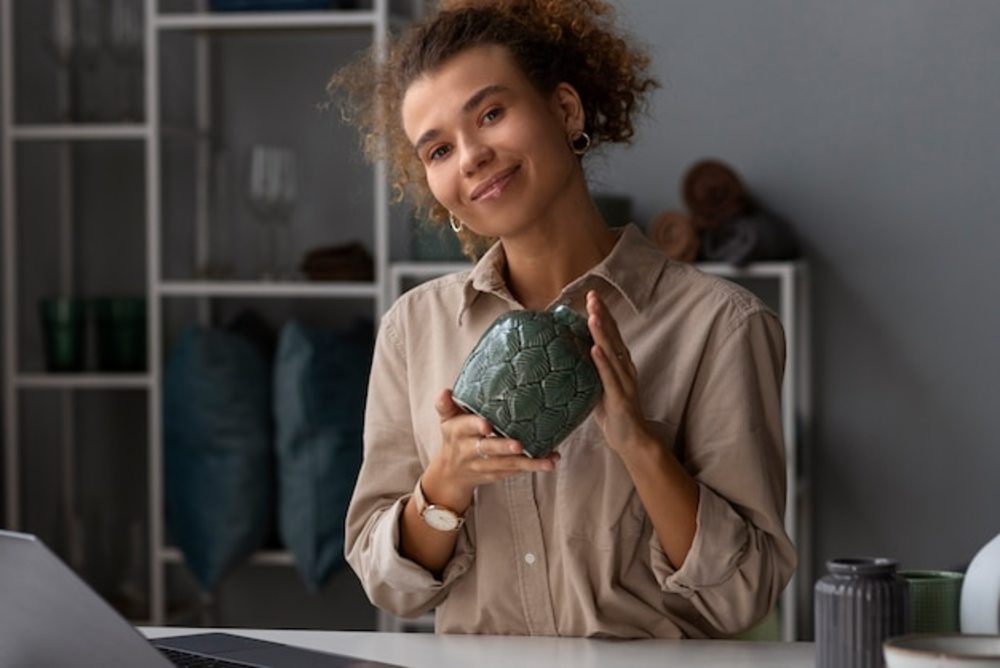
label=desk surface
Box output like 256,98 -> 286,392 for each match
142,628 -> 815,668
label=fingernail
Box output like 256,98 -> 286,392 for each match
510,443 -> 522,453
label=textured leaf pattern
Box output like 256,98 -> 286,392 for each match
541,370 -> 575,407
512,346 -> 549,384
452,305 -> 602,457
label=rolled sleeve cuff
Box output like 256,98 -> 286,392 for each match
650,482 -> 750,595
370,494 -> 475,594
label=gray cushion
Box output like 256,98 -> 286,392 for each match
273,320 -> 372,591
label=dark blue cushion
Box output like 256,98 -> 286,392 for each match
163,325 -> 274,591
274,319 -> 372,591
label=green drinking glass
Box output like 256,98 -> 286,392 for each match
39,297 -> 87,372
92,297 -> 147,372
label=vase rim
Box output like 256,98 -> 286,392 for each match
827,557 -> 899,576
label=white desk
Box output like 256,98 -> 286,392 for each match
141,628 -> 815,667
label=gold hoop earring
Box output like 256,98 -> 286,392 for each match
571,130 -> 592,156
449,212 -> 464,233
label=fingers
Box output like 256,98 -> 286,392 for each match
435,389 -> 465,422
472,433 -> 523,458
472,446 -> 561,477
467,434 -> 561,473
591,343 -> 625,399
586,291 -> 630,363
437,389 -> 494,440
436,390 -> 561,484
586,290 -> 635,391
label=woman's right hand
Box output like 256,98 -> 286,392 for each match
420,389 -> 560,512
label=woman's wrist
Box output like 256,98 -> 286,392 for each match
613,425 -> 662,463
421,460 -> 474,513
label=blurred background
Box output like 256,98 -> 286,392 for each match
1,0 -> 998,642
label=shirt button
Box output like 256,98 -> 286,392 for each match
524,552 -> 536,565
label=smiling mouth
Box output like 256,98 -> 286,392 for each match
471,165 -> 520,201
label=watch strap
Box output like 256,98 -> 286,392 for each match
412,479 -> 465,531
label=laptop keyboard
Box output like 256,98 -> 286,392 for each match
158,646 -> 257,667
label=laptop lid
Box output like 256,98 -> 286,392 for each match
0,530 -> 403,668
0,530 -> 172,666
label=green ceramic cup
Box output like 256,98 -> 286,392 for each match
39,297 -> 87,372
452,305 -> 602,458
901,569 -> 964,634
93,297 -> 147,372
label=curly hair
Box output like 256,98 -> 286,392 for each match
328,0 -> 658,258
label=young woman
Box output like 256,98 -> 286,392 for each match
332,0 -> 796,638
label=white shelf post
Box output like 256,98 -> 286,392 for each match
1,0 -> 19,531
146,0 -> 165,627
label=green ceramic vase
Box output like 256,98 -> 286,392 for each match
452,305 -> 602,458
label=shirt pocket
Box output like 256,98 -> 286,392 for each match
555,417 -> 681,549
553,422 -> 646,550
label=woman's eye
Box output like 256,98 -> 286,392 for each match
429,145 -> 451,161
482,107 -> 503,124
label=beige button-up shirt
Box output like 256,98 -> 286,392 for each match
346,224 -> 796,638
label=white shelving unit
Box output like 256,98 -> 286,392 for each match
389,259 -> 812,641
145,0 -> 398,626
2,0 -> 155,561
2,0 -> 402,627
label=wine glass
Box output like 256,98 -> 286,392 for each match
108,0 -> 143,121
271,148 -> 298,279
247,145 -> 282,280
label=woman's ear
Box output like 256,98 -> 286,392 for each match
550,82 -> 586,135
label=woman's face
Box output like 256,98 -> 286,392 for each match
401,44 -> 584,239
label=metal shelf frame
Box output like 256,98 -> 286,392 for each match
144,0 -> 395,626
1,0 -> 397,627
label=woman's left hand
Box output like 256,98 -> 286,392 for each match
586,289 -> 651,455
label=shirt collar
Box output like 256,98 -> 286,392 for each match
457,223 -> 669,326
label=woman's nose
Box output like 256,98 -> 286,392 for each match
459,139 -> 494,176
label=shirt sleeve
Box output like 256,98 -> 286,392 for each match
647,309 -> 798,635
344,308 -> 475,619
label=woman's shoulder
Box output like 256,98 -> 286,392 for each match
656,261 -> 779,331
382,269 -> 473,330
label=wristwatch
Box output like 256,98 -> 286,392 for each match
412,479 -> 465,532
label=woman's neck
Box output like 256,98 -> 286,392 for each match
501,182 -> 617,311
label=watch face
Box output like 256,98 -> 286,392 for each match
424,507 -> 460,532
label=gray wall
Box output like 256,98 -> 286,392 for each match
4,0 -> 999,637
591,0 -> 1000,593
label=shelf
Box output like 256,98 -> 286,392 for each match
694,261 -> 805,280
15,374 -> 152,390
10,124 -> 150,142
390,260 -> 804,281
156,10 -> 385,31
158,280 -> 378,299
391,261 -> 471,278
160,547 -> 295,567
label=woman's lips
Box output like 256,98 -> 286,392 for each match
471,165 -> 520,202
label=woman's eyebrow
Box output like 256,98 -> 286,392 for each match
414,84 -> 510,151
462,84 -> 508,113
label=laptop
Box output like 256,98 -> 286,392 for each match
0,530 -> 402,667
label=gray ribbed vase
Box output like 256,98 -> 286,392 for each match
815,558 -> 909,668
